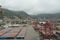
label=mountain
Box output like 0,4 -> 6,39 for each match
31,13 -> 60,19
0,8 -> 30,19
14,11 -> 30,19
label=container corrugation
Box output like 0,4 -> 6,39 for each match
17,27 -> 27,39
2,29 -> 20,37
10,29 -> 19,32
0,32 -> 5,35
0,31 -> 19,39
0,27 -> 23,39
0,28 -> 13,36
9,27 -> 22,33
0,32 -> 18,39
3,33 -> 18,37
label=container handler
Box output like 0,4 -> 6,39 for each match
39,21 -> 57,40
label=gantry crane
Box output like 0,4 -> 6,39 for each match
32,21 -> 57,40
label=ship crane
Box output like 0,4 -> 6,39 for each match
32,21 -> 57,40
38,21 -> 58,40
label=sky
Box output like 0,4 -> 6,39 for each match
0,0 -> 60,15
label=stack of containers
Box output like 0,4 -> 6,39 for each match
17,27 -> 27,39
0,28 -> 13,36
0,27 -> 22,39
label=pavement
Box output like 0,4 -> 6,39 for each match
24,25 -> 40,40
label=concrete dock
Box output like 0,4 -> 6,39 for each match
25,25 -> 40,40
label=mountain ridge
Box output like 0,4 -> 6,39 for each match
0,8 -> 30,19
31,13 -> 60,19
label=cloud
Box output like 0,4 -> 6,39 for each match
0,0 -> 60,15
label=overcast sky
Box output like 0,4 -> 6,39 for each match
0,0 -> 60,15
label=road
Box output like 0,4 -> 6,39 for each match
25,25 -> 40,40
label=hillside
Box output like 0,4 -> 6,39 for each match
0,8 -> 30,19
31,13 -> 60,19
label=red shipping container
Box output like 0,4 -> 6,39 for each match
3,33 -> 18,37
